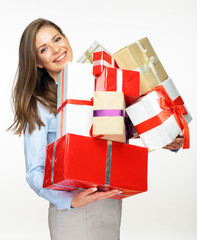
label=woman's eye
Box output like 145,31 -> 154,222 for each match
41,47 -> 47,53
55,37 -> 61,42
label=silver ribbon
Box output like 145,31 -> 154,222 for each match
105,140 -> 112,186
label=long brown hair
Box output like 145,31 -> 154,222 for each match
9,18 -> 64,135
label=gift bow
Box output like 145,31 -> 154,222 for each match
135,85 -> 190,149
156,85 -> 189,149
136,41 -> 160,83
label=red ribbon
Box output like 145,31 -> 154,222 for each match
57,97 -> 93,138
57,99 -> 93,115
89,125 -> 104,139
135,85 -> 190,149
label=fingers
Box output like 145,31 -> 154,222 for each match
163,143 -> 179,151
171,137 -> 184,149
78,187 -> 98,198
97,190 -> 122,200
163,135 -> 184,150
89,189 -> 121,201
180,131 -> 184,137
71,188 -> 121,208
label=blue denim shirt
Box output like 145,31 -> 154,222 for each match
24,102 -> 74,210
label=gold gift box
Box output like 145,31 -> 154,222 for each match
113,37 -> 168,95
93,92 -> 126,143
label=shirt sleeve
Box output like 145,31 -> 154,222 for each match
170,149 -> 180,153
24,103 -> 74,210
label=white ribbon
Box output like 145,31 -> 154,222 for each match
93,59 -> 113,68
116,69 -> 123,91
136,41 -> 161,84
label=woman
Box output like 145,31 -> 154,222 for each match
10,18 -> 183,240
10,18 -> 122,240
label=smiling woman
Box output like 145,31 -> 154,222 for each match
9,19 -> 70,135
36,26 -> 73,81
9,18 -> 122,240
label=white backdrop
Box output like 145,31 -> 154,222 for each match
0,0 -> 197,239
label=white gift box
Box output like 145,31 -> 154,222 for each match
57,62 -> 95,139
126,78 -> 192,149
77,41 -> 111,64
159,78 -> 192,124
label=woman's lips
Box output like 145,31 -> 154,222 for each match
53,51 -> 67,63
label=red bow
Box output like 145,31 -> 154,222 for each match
135,85 -> 190,149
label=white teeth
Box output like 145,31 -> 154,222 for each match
55,53 -> 66,62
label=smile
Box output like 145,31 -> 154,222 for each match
53,52 -> 67,63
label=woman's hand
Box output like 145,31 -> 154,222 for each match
163,131 -> 184,151
71,187 -> 122,208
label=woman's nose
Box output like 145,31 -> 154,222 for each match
51,44 -> 60,54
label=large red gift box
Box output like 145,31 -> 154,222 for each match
43,133 -> 148,199
95,66 -> 140,106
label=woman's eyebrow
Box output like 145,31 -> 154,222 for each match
37,34 -> 61,51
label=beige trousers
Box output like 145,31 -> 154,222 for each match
48,198 -> 122,240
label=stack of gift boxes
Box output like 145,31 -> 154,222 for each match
43,38 -> 192,199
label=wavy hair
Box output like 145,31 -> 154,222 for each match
9,18 -> 64,135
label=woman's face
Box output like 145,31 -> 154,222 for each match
35,25 -> 73,81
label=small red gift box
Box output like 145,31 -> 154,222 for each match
43,133 -> 148,199
93,51 -> 119,77
95,66 -> 140,106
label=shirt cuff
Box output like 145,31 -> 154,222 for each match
57,191 -> 75,210
170,148 -> 180,153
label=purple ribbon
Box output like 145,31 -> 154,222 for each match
124,112 -> 133,141
93,109 -> 133,141
93,109 -> 124,117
